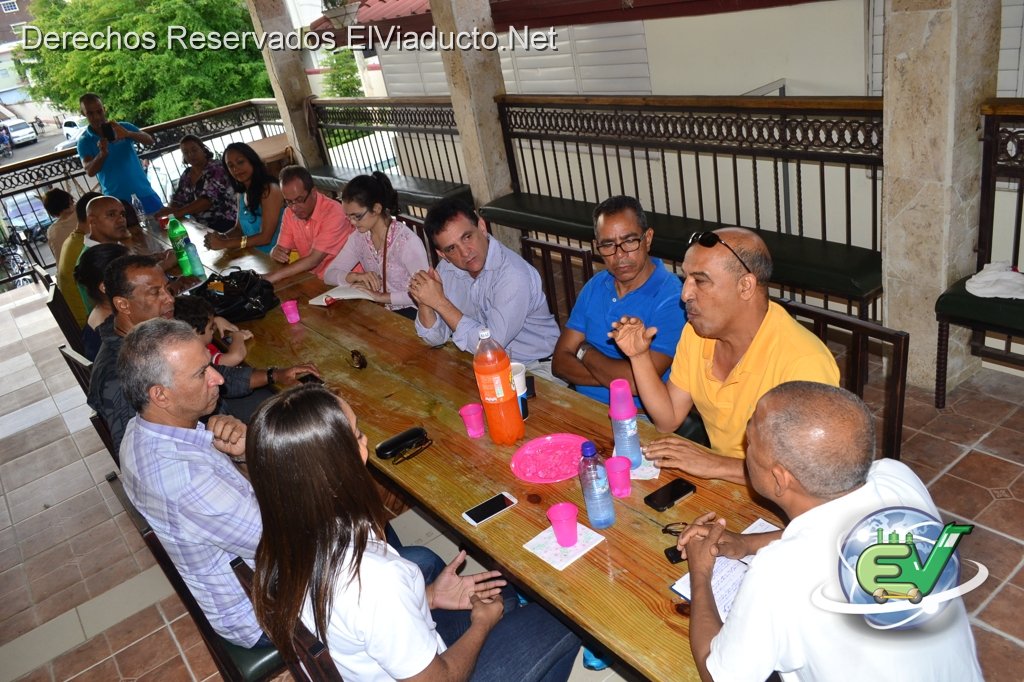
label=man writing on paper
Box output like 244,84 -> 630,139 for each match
678,382 -> 982,682
611,227 -> 839,483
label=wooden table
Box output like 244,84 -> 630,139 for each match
147,224 -> 782,680
216,271 -> 784,682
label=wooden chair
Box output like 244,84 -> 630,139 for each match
400,213 -> 441,269
47,282 -> 86,356
106,472 -> 287,682
520,235 -> 595,327
774,298 -> 909,460
231,558 -> 344,681
58,344 -> 119,463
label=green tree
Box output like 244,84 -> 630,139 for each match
16,0 -> 272,126
322,49 -> 363,98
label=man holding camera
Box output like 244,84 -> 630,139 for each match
77,92 -> 162,224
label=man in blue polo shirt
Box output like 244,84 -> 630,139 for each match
552,195 -> 685,406
77,93 -> 163,221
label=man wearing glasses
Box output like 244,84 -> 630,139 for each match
264,165 -> 352,284
612,227 -> 839,484
552,196 -> 686,406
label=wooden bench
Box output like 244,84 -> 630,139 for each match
934,102 -> 1024,407
481,193 -> 882,314
488,95 -> 885,317
517,238 -> 908,459
308,166 -> 473,213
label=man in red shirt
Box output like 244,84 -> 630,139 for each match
264,165 -> 353,284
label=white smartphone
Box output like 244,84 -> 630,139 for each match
462,492 -> 518,527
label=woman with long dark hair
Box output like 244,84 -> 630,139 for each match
204,141 -> 283,254
323,172 -> 429,319
156,135 -> 237,232
246,385 -> 579,681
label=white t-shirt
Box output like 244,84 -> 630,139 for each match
302,540 -> 446,681
707,459 -> 983,682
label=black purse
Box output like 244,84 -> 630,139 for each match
189,268 -> 280,323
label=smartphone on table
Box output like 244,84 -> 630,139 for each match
462,492 -> 518,527
643,477 -> 697,512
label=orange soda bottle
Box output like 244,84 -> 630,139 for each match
473,329 -> 524,445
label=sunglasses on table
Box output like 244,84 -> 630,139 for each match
375,427 -> 433,465
687,231 -> 752,274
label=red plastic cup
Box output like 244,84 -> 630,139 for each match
605,456 -> 632,498
546,502 -> 579,547
158,215 -> 170,230
281,299 -> 300,324
458,403 -> 485,438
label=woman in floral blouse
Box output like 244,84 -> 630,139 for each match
156,135 -> 237,232
323,172 -> 430,319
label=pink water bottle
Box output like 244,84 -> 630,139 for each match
609,379 -> 642,468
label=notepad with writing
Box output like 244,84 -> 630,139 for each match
671,517 -> 780,620
309,284 -> 377,306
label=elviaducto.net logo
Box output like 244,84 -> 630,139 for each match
811,506 -> 988,630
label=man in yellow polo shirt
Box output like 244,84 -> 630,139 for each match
611,227 -> 839,484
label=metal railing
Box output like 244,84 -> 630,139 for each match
310,97 -> 466,184
0,99 -> 281,283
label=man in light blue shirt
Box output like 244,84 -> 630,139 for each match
410,199 -> 559,372
552,195 -> 685,406
77,92 -> 163,219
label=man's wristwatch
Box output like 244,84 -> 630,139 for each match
576,344 -> 590,363
266,367 -> 277,385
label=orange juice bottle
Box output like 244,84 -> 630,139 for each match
473,329 -> 524,445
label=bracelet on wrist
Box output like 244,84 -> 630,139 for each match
239,235 -> 248,249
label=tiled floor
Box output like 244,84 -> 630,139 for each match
0,279 -> 1021,681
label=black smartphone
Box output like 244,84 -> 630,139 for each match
643,477 -> 697,512
101,122 -> 115,141
664,546 -> 684,564
298,373 -> 323,385
462,492 -> 517,527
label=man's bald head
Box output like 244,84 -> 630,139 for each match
750,381 -> 874,498
86,196 -> 129,243
713,227 -> 772,286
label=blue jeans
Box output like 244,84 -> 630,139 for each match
385,523 -> 446,584
433,586 -> 580,682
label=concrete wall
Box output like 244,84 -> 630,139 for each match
645,0 -> 867,96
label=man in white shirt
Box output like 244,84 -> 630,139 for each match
678,381 -> 983,682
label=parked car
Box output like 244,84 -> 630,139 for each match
55,128 -> 84,151
3,192 -> 53,243
3,119 -> 38,146
63,117 -> 88,140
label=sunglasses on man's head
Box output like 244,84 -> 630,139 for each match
687,231 -> 752,275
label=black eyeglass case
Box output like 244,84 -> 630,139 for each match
375,427 -> 429,460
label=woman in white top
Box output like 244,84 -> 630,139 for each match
322,172 -> 429,320
245,385 -> 579,682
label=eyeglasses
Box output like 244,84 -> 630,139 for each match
661,522 -> 689,537
346,208 -> 369,223
595,236 -> 643,257
284,189 -> 312,207
392,432 -> 433,464
687,231 -> 752,274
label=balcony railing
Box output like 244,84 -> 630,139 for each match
0,99 -> 282,282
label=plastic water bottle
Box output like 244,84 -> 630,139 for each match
184,241 -> 205,279
609,378 -> 643,469
473,328 -> 524,445
167,217 -> 193,277
579,441 -> 615,529
130,194 -> 151,229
